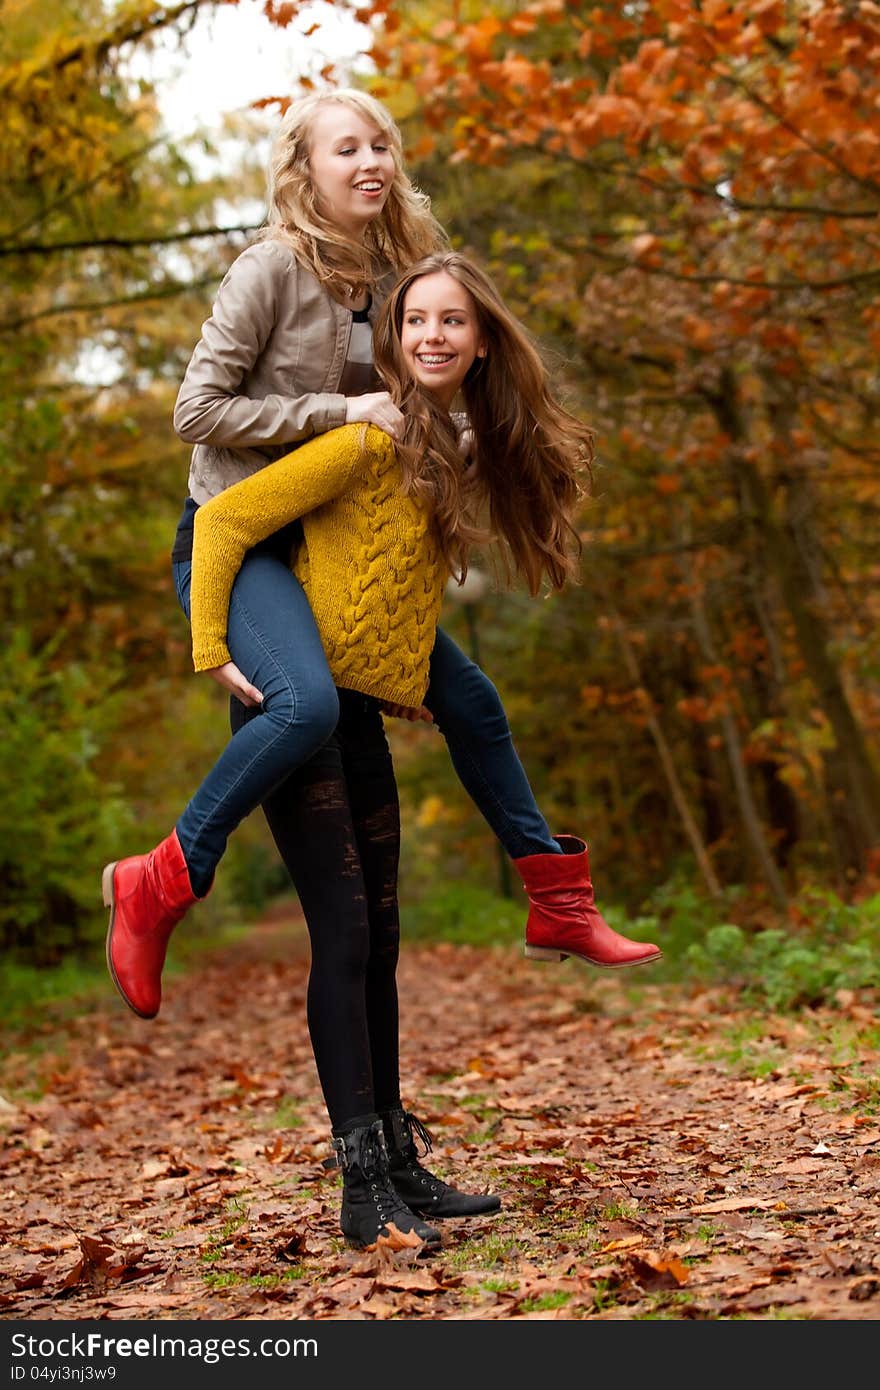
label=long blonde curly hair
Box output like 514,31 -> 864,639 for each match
259,89 -> 446,297
374,252 -> 593,595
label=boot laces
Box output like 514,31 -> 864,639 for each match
398,1111 -> 448,1196
401,1110 -> 434,1158
338,1123 -> 419,1225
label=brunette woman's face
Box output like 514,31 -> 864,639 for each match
399,272 -> 487,409
307,103 -> 395,239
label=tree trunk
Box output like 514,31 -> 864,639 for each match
707,366 -> 880,872
682,549 -> 789,911
605,599 -> 723,900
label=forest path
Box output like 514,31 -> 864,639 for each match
2,907 -> 878,1321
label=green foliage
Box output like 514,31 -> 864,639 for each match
0,957 -> 111,1036
684,896 -> 880,1011
400,880 -> 522,947
619,876 -> 744,973
0,628 -> 136,957
0,0 -> 271,963
627,879 -> 880,1011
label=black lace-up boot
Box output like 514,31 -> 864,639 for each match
331,1115 -> 442,1251
381,1106 -> 502,1219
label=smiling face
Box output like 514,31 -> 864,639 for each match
307,102 -> 396,239
399,271 -> 487,408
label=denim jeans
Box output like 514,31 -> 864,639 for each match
172,552 -> 339,894
172,554 -> 557,892
422,629 -> 556,859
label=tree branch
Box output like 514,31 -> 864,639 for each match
714,65 -> 880,200
523,140 -> 880,219
0,275 -> 220,333
53,1 -> 209,74
0,138 -> 172,246
0,225 -> 260,259
584,242 -> 880,294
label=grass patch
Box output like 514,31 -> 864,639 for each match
400,884 -> 521,948
639,1291 -> 699,1318
0,916 -> 255,1052
481,1277 -> 519,1294
520,1290 -> 572,1313
203,1271 -> 244,1289
0,958 -> 112,1036
448,1233 -> 523,1270
199,1203 -> 249,1265
247,1268 -> 307,1287
600,1202 -> 641,1222
264,1098 -> 305,1130
590,1277 -> 620,1313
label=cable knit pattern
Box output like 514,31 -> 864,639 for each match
190,424 -> 447,709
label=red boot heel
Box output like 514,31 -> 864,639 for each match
523,943 -> 567,963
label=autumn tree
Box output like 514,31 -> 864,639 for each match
362,0 -> 880,903
0,0 -> 274,954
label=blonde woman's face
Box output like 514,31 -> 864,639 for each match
307,103 -> 395,238
400,272 -> 487,408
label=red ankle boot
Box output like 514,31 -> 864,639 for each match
514,835 -> 661,969
102,829 -> 205,1019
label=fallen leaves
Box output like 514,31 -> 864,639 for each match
371,1223 -> 424,1253
1,920 -> 878,1320
59,1234 -> 161,1293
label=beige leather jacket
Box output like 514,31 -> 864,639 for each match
174,239 -> 395,504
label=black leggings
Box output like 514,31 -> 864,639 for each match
235,688 -> 401,1129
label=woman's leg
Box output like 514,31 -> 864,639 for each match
258,735 -> 377,1128
251,689 -> 400,1123
172,553 -> 339,895
423,627 -> 661,970
423,627 -> 559,859
256,691 -> 501,1220
103,553 -> 339,1021
255,697 -> 440,1250
333,692 -> 402,1115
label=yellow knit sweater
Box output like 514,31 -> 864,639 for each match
190,424 -> 448,708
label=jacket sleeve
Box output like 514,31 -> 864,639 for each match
189,424 -> 382,671
173,242 -> 348,449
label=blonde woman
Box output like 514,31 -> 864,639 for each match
104,94 -> 659,1040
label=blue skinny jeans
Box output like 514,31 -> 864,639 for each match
172,550 -> 557,894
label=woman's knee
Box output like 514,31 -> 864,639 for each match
263,670 -> 339,753
229,555 -> 338,742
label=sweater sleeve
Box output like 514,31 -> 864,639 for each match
189,424 -> 384,671
173,242 -> 348,449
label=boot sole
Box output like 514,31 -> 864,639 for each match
524,943 -> 663,969
102,862 -> 158,1021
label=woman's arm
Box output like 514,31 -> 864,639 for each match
173,242 -> 348,449
189,424 -> 386,671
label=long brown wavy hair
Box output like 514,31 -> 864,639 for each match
258,89 -> 447,298
373,252 -> 593,594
